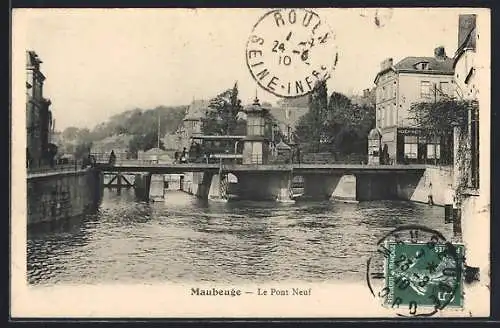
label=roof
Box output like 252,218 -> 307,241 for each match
145,147 -> 165,153
184,99 -> 209,121
394,56 -> 454,73
374,56 -> 454,83
276,140 -> 292,150
244,100 -> 270,113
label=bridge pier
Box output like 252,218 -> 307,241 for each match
207,173 -> 229,201
276,171 -> 294,203
302,174 -> 356,202
236,171 -> 294,202
134,173 -> 152,201
356,174 -> 397,201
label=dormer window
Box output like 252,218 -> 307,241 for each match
415,62 -> 430,70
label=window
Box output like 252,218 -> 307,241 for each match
404,136 -> 418,159
426,136 -> 441,160
420,81 -> 431,97
439,81 -> 449,95
416,62 -> 429,70
427,144 -> 441,159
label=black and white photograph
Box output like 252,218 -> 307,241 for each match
11,7 -> 490,318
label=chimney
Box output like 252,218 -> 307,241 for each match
434,46 -> 447,60
458,14 -> 476,49
363,88 -> 370,98
380,58 -> 393,71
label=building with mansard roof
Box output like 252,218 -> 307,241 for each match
372,46 -> 455,165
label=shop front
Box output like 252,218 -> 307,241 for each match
395,127 -> 452,165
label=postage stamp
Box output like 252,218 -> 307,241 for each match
245,8 -> 338,98
367,225 -> 465,317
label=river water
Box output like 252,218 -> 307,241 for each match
27,189 -> 454,285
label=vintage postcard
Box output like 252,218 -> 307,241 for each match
11,8 -> 490,318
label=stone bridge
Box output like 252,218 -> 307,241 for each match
96,162 -> 454,205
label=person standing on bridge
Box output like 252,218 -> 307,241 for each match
109,150 -> 116,166
180,147 -> 188,164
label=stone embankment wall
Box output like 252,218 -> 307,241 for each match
27,168 -> 103,226
395,166 -> 454,206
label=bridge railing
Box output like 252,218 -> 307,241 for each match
27,161 -> 86,175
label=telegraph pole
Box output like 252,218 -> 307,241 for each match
157,110 -> 161,149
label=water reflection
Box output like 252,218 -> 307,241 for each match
27,189 -> 453,285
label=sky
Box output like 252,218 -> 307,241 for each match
13,8 -> 482,130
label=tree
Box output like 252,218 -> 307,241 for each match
325,93 -> 375,155
62,126 -> 80,141
77,128 -> 92,143
294,80 -> 328,151
294,111 -> 317,150
128,131 -> 165,158
202,82 -> 242,135
74,141 -> 93,160
409,99 -> 469,136
409,98 -> 478,197
294,84 -> 375,158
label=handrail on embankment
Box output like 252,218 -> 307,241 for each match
27,163 -> 91,179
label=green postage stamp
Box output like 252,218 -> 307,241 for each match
383,241 -> 465,312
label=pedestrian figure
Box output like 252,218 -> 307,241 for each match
180,147 -> 187,163
381,144 -> 389,165
109,150 -> 116,166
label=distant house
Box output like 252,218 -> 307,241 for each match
172,99 -> 210,149
267,106 -> 309,140
138,147 -> 173,164
184,99 -> 209,136
350,88 -> 376,107
91,134 -> 132,161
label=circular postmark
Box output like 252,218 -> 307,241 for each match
366,225 -> 465,317
245,9 -> 338,98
